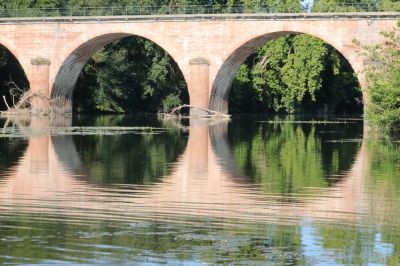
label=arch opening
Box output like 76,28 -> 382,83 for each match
0,44 -> 29,111
52,34 -> 188,114
210,32 -> 363,116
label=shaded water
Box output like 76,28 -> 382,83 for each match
0,115 -> 399,265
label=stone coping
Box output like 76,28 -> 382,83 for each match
0,12 -> 398,24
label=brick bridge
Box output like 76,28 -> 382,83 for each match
0,12 -> 398,114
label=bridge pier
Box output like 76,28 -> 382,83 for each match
187,120 -> 209,172
30,58 -> 51,114
188,58 -> 210,116
28,117 -> 50,172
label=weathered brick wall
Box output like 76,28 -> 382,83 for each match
0,13 -> 397,113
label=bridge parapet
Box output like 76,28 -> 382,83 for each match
0,3 -> 399,19
0,12 -> 398,24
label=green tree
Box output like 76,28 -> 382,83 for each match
230,34 -> 361,114
73,36 -> 188,113
361,21 -> 400,137
313,0 -> 400,12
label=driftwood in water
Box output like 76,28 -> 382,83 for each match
2,96 -> 10,110
163,104 -> 230,118
1,81 -> 54,115
2,91 -> 50,114
2,82 -> 229,118
2,81 -> 34,112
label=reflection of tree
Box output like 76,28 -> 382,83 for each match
3,116 -> 399,265
72,119 -> 188,184
228,117 -> 362,194
0,214 -> 217,264
0,118 -> 32,175
367,142 -> 400,223
366,141 -> 400,265
310,141 -> 400,265
0,212 -> 306,265
317,224 -> 376,265
0,137 -> 27,173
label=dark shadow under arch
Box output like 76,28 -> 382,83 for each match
210,31 -> 362,114
0,43 -> 29,111
52,33 -> 188,114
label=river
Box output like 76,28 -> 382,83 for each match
0,115 -> 399,265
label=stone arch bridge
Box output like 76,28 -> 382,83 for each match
0,12 -> 398,114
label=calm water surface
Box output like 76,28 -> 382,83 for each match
0,115 -> 399,265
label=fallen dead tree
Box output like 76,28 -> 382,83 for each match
2,82 -> 230,118
1,81 -> 58,115
160,104 -> 230,118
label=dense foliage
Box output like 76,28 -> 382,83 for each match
361,21 -> 400,137
229,35 -> 362,114
313,0 -> 400,12
73,37 -> 189,113
0,0 -> 397,115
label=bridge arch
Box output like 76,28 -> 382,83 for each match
0,40 -> 29,110
51,32 -> 188,113
209,30 -> 364,114
0,37 -> 28,74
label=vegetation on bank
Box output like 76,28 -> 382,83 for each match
0,0 -> 398,127
359,21 -> 400,138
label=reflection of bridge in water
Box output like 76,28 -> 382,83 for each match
0,117 -> 369,225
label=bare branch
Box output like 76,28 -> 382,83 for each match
2,96 -> 10,110
160,104 -> 230,118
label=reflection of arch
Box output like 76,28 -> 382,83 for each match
51,119 -> 188,184
209,120 -> 243,178
51,33 -> 188,113
137,122 -> 368,222
0,119 -> 369,223
209,31 -> 362,113
210,120 -> 363,188
51,135 -> 84,175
